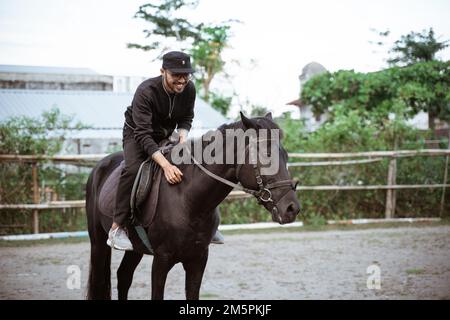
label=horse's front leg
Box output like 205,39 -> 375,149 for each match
182,248 -> 209,300
117,250 -> 143,300
151,254 -> 175,300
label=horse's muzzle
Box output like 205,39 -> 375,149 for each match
272,204 -> 298,224
271,189 -> 300,224
271,206 -> 282,224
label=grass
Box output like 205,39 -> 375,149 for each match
222,218 -> 450,236
0,218 -> 449,248
35,257 -> 64,265
405,268 -> 426,275
200,292 -> 220,299
0,235 -> 89,248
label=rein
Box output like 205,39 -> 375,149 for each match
185,140 -> 297,206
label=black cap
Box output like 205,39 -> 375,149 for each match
162,51 -> 195,73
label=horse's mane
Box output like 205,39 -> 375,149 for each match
217,121 -> 241,133
169,116 -> 283,165
217,116 -> 281,135
185,116 -> 283,148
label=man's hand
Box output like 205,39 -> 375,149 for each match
179,135 -> 187,144
162,164 -> 183,184
152,151 -> 183,184
178,129 -> 188,144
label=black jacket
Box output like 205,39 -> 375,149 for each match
125,75 -> 195,156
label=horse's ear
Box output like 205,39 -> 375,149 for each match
240,111 -> 257,130
264,112 -> 273,120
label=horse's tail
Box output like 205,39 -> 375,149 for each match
85,160 -> 112,300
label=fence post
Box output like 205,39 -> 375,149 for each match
32,162 -> 40,234
440,133 -> 450,217
385,156 -> 397,219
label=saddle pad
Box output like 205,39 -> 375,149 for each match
98,160 -> 163,228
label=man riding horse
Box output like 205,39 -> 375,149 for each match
108,51 -> 224,250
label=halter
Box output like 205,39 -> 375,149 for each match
186,139 -> 298,206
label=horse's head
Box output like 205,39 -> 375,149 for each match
235,112 -> 300,224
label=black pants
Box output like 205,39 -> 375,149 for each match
113,125 -> 148,226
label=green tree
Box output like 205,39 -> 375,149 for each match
128,0 -> 237,116
396,61 -> 450,130
388,28 -> 449,66
273,101 -> 447,221
301,61 -> 450,131
127,0 -> 201,53
0,107 -> 86,154
208,91 -> 233,116
191,24 -> 233,102
274,112 -> 307,153
0,108 -> 88,234
250,104 -> 269,117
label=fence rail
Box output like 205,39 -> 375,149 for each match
1,149 -> 450,162
1,183 -> 449,210
289,149 -> 450,158
1,148 -> 449,233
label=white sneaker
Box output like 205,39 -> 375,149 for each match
107,227 -> 133,251
211,230 -> 225,244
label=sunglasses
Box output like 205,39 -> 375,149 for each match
166,71 -> 192,80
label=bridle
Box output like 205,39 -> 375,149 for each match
235,162 -> 298,206
187,139 -> 298,207
234,143 -> 298,206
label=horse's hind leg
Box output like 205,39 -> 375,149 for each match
86,229 -> 112,300
117,251 -> 143,300
182,249 -> 209,300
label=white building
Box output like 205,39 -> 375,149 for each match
0,64 -> 113,91
0,65 -> 229,155
287,62 -> 329,131
113,75 -> 147,93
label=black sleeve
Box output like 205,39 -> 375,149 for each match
177,84 -> 196,131
131,89 -> 160,157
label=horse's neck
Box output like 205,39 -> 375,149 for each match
186,138 -> 238,213
187,162 -> 235,213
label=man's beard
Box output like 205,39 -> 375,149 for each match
172,81 -> 187,93
164,76 -> 187,93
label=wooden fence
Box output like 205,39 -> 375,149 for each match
1,149 -> 449,234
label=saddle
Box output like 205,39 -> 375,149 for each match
130,139 -> 176,220
130,159 -> 159,221
97,139 -> 177,254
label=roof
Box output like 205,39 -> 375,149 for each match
0,89 -> 228,139
0,65 -> 98,75
299,62 -> 328,83
286,99 -> 305,107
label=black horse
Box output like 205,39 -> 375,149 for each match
85,112 -> 300,300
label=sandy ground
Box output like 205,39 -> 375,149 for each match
1,225 -> 450,300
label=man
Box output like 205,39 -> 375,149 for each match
108,51 -> 224,250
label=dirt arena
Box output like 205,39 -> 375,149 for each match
1,224 -> 450,300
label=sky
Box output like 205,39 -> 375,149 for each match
1,0 -> 450,118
